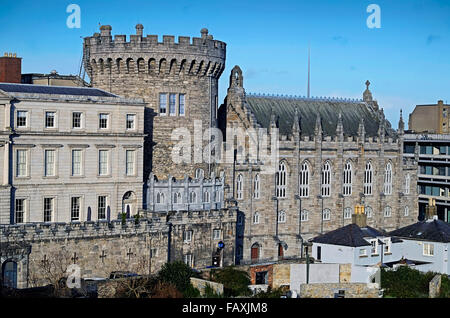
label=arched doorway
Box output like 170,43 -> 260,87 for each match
251,243 -> 260,264
122,191 -> 137,217
2,260 -> 17,289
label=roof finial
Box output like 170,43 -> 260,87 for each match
365,80 -> 370,90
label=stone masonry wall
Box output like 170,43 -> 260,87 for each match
300,283 -> 380,298
84,25 -> 226,181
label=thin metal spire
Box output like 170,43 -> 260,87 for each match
307,44 -> 310,99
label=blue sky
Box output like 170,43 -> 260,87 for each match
0,0 -> 449,129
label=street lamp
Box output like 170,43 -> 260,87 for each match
304,241 -> 313,284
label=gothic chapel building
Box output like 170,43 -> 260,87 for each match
218,66 -> 418,264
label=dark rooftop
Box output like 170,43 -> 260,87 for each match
245,94 -> 394,137
0,83 -> 117,98
389,219 -> 450,243
312,223 -> 391,247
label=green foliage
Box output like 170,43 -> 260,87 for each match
211,266 -> 251,297
134,213 -> 140,225
120,212 -> 127,225
381,266 -> 450,298
439,275 -> 450,298
253,286 -> 285,298
203,284 -> 223,298
157,261 -> 200,298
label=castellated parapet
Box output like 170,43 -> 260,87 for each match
0,208 -> 236,288
84,25 -> 227,181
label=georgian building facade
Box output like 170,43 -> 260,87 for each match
218,66 -> 419,265
0,83 -> 147,224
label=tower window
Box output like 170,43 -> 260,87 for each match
159,93 -> 167,115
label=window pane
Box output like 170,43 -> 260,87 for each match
72,150 -> 82,176
15,199 -> 25,223
44,198 -> 53,222
99,113 -> 108,128
16,150 -> 27,177
45,150 -> 55,176
71,197 -> 80,221
98,196 -> 106,219
179,94 -> 185,115
126,114 -> 135,129
45,112 -> 55,128
72,112 -> 82,128
126,150 -> 135,175
159,93 -> 167,114
17,111 -> 27,127
169,94 -> 176,115
99,150 -> 108,175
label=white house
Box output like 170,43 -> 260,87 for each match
389,217 -> 450,275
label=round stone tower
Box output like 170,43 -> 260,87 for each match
83,24 -> 226,181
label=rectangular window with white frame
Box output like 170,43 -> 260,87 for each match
17,110 -> 28,128
16,149 -> 28,177
71,149 -> 82,176
183,230 -> 193,243
383,238 -> 391,254
15,198 -> 26,224
370,239 -> 378,255
98,196 -> 107,220
126,150 -> 135,176
72,112 -> 82,129
98,150 -> 109,176
126,114 -> 136,130
99,113 -> 109,129
43,197 -> 54,222
45,111 -> 56,128
44,149 -> 56,177
423,243 -> 434,256
184,254 -> 193,267
71,197 -> 81,221
213,229 -> 221,240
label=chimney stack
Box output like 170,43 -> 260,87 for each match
425,198 -> 438,221
0,52 -> 22,83
352,205 -> 367,228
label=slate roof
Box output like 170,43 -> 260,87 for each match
312,223 -> 389,247
389,219 -> 450,243
245,94 -> 394,137
0,83 -> 117,98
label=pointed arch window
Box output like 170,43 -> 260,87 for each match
203,191 -> 210,203
404,206 -> 410,217
253,212 -> 260,225
253,174 -> 260,199
384,206 -> 392,217
343,161 -> 352,196
322,208 -> 331,221
365,206 -> 373,218
156,192 -> 165,204
276,161 -> 287,198
278,210 -> 286,223
195,168 -> 204,179
301,210 -> 309,222
364,162 -> 373,196
189,191 -> 197,204
173,192 -> 182,204
321,161 -> 331,197
299,161 -> 310,198
384,162 -> 393,195
237,174 -> 244,200
404,173 -> 410,195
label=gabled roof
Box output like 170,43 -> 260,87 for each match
0,83 -> 117,98
245,94 -> 395,137
389,219 -> 450,243
312,223 -> 386,247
